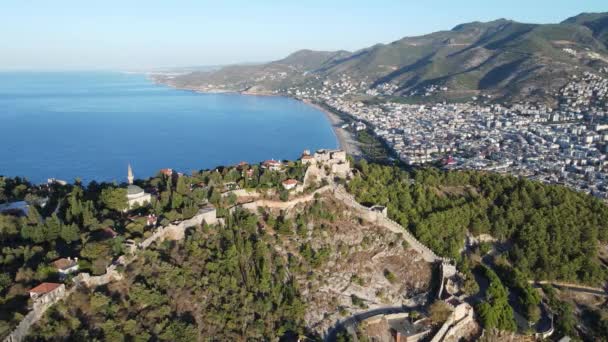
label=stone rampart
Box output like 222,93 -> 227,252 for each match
72,265 -> 123,288
3,207 -> 219,342
139,207 -> 218,250
236,186 -> 332,212
221,189 -> 260,199
332,186 -> 445,263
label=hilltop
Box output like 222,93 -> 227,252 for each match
157,12 -> 608,104
2,151 -> 608,340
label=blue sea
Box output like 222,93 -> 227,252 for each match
0,72 -> 338,184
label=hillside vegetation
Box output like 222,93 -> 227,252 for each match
347,161 -> 608,284
164,12 -> 608,103
25,191 -> 432,340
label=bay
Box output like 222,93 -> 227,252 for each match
0,72 -> 338,183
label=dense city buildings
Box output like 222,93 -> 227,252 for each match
291,71 -> 608,199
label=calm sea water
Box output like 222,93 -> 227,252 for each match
0,72 -> 337,184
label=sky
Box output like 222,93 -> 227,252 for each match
1,0 -> 606,70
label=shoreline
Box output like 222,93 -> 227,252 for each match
300,100 -> 363,158
152,78 -> 363,158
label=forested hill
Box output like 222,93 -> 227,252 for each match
163,12 -> 608,103
347,161 -> 608,285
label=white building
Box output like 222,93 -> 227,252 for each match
126,164 -> 151,209
282,179 -> 298,190
52,257 -> 79,276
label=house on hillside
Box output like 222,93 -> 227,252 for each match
159,168 -> 174,177
262,159 -> 282,171
52,257 -> 79,277
29,282 -> 66,304
282,179 -> 298,190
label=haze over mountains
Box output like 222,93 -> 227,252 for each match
163,12 -> 608,104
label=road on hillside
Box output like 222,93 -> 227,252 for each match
324,305 -> 418,341
530,282 -> 608,297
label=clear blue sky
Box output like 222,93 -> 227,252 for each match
1,0 -> 606,70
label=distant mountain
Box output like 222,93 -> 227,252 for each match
275,49 -> 351,71
162,12 -> 608,103
159,50 -> 351,94
563,12 -> 608,45
327,15 -> 608,102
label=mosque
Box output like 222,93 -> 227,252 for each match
126,164 -> 151,209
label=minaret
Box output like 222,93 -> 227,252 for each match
127,163 -> 134,185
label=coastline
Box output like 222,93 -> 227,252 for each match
152,78 -> 363,158
300,100 -> 363,158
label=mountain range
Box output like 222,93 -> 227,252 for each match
161,12 -> 608,104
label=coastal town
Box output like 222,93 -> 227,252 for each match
4,2 -> 608,341
285,70 -> 608,200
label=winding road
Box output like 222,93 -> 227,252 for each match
324,305 -> 409,341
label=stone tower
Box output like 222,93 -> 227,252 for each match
127,164 -> 134,185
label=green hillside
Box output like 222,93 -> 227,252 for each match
165,12 -> 608,103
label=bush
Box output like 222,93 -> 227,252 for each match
429,300 -> 452,324
384,269 -> 397,284
351,294 -> 367,308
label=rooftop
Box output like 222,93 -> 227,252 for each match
127,184 -> 144,195
52,258 -> 77,271
29,282 -> 62,294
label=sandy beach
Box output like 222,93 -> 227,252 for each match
302,100 -> 363,158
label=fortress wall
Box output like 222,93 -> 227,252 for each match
3,286 -> 71,342
332,186 -> 445,263
3,208 -> 218,342
221,189 -> 260,198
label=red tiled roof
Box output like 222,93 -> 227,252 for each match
160,168 -> 173,176
29,282 -> 62,294
282,179 -> 298,185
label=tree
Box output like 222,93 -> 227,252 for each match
60,223 -> 80,243
477,266 -> 516,331
0,273 -> 11,293
45,214 -> 62,241
176,177 -> 189,195
100,188 -> 128,212
279,189 -> 289,201
0,215 -> 20,241
429,300 -> 452,324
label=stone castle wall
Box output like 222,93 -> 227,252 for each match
3,207 -> 219,342
234,184 -> 446,264
3,285 -> 70,342
332,186 -> 446,263
138,208 -> 218,250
